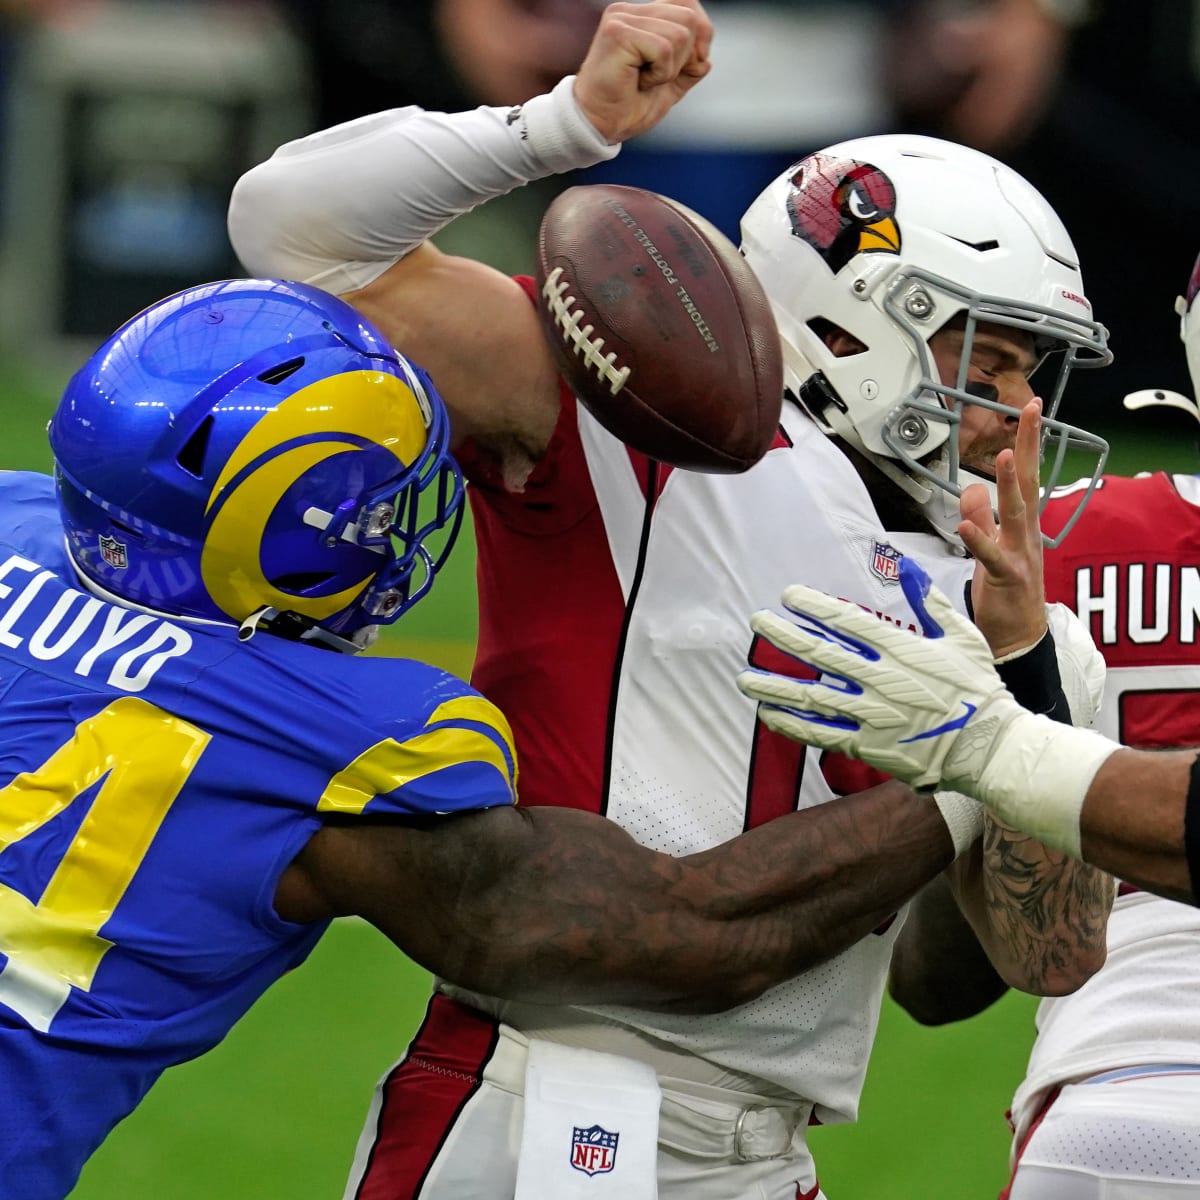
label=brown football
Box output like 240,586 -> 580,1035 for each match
535,184 -> 783,473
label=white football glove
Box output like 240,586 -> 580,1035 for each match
736,557 -> 1121,859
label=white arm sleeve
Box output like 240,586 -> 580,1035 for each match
227,75 -> 621,295
1045,601 -> 1107,727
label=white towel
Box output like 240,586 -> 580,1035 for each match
514,1039 -> 661,1200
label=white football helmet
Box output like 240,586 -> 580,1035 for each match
740,134 -> 1112,545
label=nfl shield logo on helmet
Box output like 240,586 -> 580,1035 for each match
870,541 -> 901,583
99,534 -> 128,570
570,1125 -> 618,1176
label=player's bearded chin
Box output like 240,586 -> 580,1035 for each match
958,430 -> 1013,479
953,384 -> 1010,480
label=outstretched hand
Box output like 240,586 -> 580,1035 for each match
574,0 -> 713,145
960,397 -> 1047,660
736,559 -> 1017,793
737,557 -> 1124,862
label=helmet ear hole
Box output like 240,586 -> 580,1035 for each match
270,570 -> 338,593
257,358 -> 305,386
176,416 -> 215,478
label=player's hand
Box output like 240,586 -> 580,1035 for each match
961,397 -> 1047,660
573,0 -> 713,145
736,557 -> 1024,793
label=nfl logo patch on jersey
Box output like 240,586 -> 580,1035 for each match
99,534 -> 128,570
570,1124 -> 618,1176
870,541 -> 901,584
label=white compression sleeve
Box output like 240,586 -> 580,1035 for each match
227,75 -> 620,295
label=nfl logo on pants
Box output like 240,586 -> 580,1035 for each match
570,1125 -> 619,1176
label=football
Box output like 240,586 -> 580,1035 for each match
535,184 -> 783,474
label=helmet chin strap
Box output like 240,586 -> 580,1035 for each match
795,370 -> 988,549
921,464 -> 1001,548
857,444 -> 989,551
237,606 -> 371,655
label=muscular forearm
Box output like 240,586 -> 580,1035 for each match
299,785 -> 958,1013
942,624 -> 1111,996
1079,748 -> 1196,903
666,781 -> 958,1005
421,784 -> 954,1012
890,810 -> 1112,1020
469,786 -> 956,1011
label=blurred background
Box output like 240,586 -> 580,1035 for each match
0,1 -> 1198,1196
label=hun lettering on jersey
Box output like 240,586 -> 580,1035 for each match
1010,470 -> 1200,1150
1044,473 -> 1200,749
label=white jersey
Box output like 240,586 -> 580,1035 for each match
457,378 -> 977,1125
575,404 -> 977,1121
1010,890 -> 1200,1143
1010,471 -> 1200,1143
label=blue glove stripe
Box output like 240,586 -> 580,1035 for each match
898,700 -> 977,743
761,702 -> 860,732
782,611 -> 883,663
899,557 -> 945,640
740,666 -> 864,697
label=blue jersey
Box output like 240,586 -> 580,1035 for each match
0,472 -> 518,1199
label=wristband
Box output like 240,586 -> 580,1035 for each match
934,790 -> 985,857
994,629 -> 1072,724
973,712 -> 1118,860
515,75 -> 621,175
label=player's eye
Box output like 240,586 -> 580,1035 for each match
969,350 -> 1004,378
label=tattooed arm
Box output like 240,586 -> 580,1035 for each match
889,819 -> 1114,1023
276,781 -> 960,1014
933,404 -> 1113,1002
900,625 -> 1115,1004
950,813 -> 1112,995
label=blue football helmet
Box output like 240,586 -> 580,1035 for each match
49,278 -> 464,636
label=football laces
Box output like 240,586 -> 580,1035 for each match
541,267 -> 631,396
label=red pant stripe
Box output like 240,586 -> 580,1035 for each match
354,994 -> 500,1200
998,1086 -> 1061,1200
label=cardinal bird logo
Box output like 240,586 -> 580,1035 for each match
785,154 -> 901,274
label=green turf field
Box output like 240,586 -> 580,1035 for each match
3,361 -> 1195,1199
